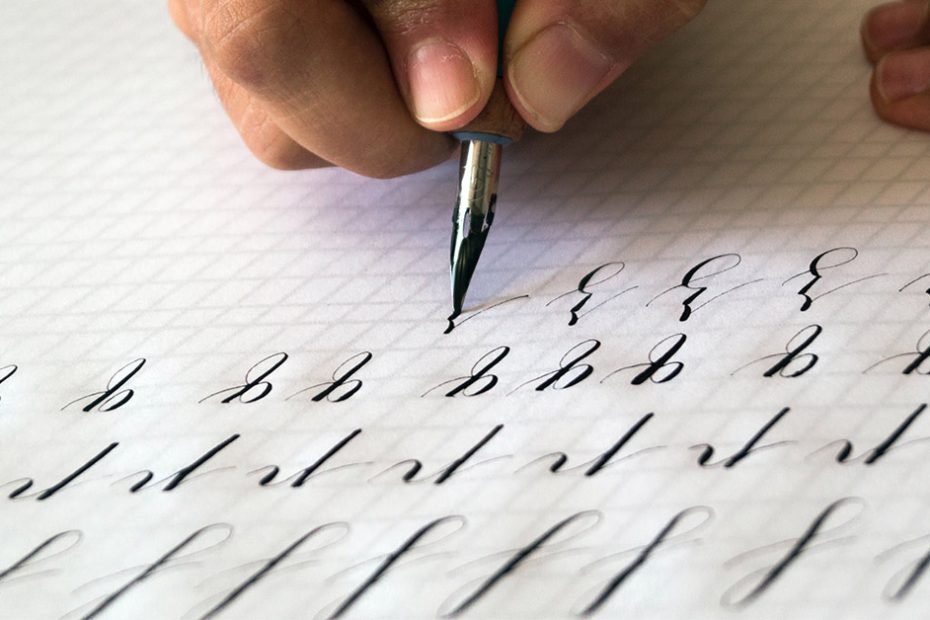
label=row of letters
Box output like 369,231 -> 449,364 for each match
1,321 -> 927,412
5,498 -> 930,618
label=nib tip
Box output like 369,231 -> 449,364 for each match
448,138 -> 502,321
451,282 -> 466,316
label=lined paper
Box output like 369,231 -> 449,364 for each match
3,0 -> 930,618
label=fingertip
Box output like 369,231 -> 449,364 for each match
503,77 -> 561,133
874,47 -> 930,101
870,55 -> 930,132
861,0 -> 929,64
502,0 -> 707,133
405,38 -> 490,131
245,129 -> 332,171
363,0 -> 498,132
505,21 -> 619,133
862,10 -> 883,64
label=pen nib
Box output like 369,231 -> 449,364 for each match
450,228 -> 487,320
450,139 -> 503,318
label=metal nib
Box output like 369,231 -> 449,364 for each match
450,139 -> 502,318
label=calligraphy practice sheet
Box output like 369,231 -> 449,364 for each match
4,0 -> 930,618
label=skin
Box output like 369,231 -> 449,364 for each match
168,0 -> 707,177
862,0 -> 930,131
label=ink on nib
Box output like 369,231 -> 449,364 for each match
449,212 -> 487,318
449,139 -> 502,322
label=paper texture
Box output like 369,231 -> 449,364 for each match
3,0 -> 930,618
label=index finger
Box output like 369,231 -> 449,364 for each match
504,0 -> 707,132
198,0 -> 455,178
363,0 -> 499,131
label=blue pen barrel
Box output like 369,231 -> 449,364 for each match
452,0 -> 524,144
496,0 -> 517,77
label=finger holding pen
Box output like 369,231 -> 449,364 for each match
362,0 -> 500,132
169,0 -> 460,177
862,0 -> 930,131
167,0 -> 710,174
503,0 -> 707,132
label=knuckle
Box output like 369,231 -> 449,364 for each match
250,136 -> 317,170
362,0 -> 445,35
249,135 -> 299,169
253,142 -> 315,170
239,111 -> 314,170
202,1 -> 291,90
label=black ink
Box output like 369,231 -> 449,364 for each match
445,512 -> 595,616
0,364 -> 16,402
0,530 -> 81,584
545,453 -> 569,472
445,310 -> 461,333
879,535 -> 930,601
200,522 -> 349,619
10,444 -> 119,500
166,435 -> 239,491
288,352 -> 372,403
867,329 -> 930,375
7,479 -> 32,499
784,247 -> 884,312
445,296 -> 530,334
515,340 -> 601,392
62,358 -> 145,412
423,346 -> 511,398
602,334 -> 686,385
649,254 -> 756,322
722,499 -> 856,607
733,325 -> 822,378
763,324 -> 822,377
900,273 -> 930,307
368,459 -> 423,483
435,425 -> 503,485
547,262 -> 636,326
81,524 -> 232,619
329,517 -> 462,619
402,460 -> 425,481
584,414 -> 654,477
259,429 -> 362,487
835,404 -> 926,465
581,507 -> 713,615
36,443 -> 118,500
696,408 -> 791,468
893,552 -> 930,600
129,435 -> 239,492
201,353 -> 288,404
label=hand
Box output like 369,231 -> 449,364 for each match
862,0 -> 930,130
169,0 -> 707,177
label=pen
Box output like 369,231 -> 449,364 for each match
449,0 -> 524,320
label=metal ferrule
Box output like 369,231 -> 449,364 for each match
452,140 -> 501,249
449,139 -> 503,311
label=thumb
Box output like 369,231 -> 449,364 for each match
504,0 -> 707,132
364,0 -> 499,131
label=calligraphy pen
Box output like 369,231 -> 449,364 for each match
448,0 -> 524,320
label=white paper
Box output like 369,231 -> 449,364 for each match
3,0 -> 930,618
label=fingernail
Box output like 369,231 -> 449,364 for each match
877,48 -> 930,101
509,22 -> 616,131
407,39 -> 481,125
864,1 -> 928,51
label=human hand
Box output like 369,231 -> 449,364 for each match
862,0 -> 930,130
169,0 -> 707,177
